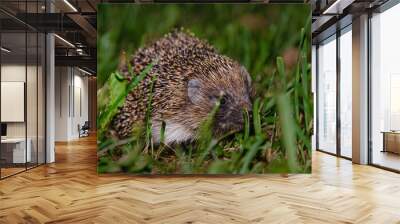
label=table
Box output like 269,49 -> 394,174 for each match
1,138 -> 32,163
382,131 -> 400,154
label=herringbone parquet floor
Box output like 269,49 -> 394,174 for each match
1,135 -> 400,224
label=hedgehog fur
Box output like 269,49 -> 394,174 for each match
112,29 -> 252,144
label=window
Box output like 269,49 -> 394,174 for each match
317,35 -> 337,154
339,26 -> 352,158
370,3 -> 400,171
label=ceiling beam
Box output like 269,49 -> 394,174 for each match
11,13 -> 83,32
67,13 -> 97,46
55,55 -> 96,72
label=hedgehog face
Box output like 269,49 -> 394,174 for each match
213,91 -> 252,135
187,65 -> 253,137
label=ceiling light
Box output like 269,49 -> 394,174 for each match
63,0 -> 78,12
76,48 -> 85,55
78,67 -> 92,76
54,34 -> 75,48
1,47 -> 11,53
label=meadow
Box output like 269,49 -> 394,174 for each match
97,4 -> 312,174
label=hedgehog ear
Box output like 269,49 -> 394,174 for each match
240,66 -> 252,90
188,79 -> 202,104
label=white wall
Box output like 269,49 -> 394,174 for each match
71,73 -> 89,138
55,67 -> 69,141
54,67 -> 89,141
1,63 -> 46,164
1,65 -> 37,138
1,65 -> 26,139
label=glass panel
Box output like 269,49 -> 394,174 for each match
317,35 -> 337,154
38,32 -> 45,165
371,4 -> 400,171
1,30 -> 27,177
339,27 -> 352,158
27,30 -> 38,169
0,1 -> 46,178
26,0 -> 39,169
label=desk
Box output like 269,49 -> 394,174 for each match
1,138 -> 31,163
382,131 -> 400,154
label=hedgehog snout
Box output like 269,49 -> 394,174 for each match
215,106 -> 247,134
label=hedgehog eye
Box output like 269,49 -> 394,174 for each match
220,96 -> 227,105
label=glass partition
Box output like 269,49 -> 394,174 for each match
38,32 -> 45,165
1,30 -> 27,177
27,30 -> 38,169
0,1 -> 46,179
317,35 -> 337,154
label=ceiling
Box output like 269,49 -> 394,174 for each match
311,0 -> 390,42
0,0 -> 99,74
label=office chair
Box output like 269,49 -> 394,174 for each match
79,121 -> 90,138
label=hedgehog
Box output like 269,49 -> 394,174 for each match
112,30 -> 253,144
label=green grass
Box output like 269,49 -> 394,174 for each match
97,4 -> 312,174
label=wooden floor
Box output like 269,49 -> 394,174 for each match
1,136 -> 400,224
1,167 -> 26,178
372,151 -> 400,171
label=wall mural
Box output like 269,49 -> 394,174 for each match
97,4 -> 312,174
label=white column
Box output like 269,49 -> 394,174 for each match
46,1 -> 56,163
46,33 -> 55,163
352,14 -> 369,164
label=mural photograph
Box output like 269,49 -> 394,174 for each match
97,4 -> 312,174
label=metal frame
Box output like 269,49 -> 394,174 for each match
44,0 -> 47,165
315,0 -> 400,172
0,0 -> 47,180
315,19 -> 353,161
336,24 -> 341,158
367,0 -> 400,172
373,0 -> 400,13
367,11 -> 372,166
25,1 -> 28,172
315,32 -> 338,156
36,1 -> 39,167
315,44 -> 320,152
